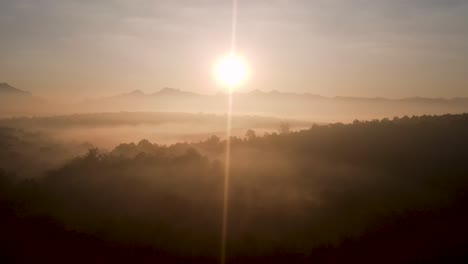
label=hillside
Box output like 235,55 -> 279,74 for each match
0,83 -> 51,117
1,113 -> 467,263
0,83 -> 31,95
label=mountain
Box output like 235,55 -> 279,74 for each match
0,83 -> 32,96
78,88 -> 468,122
0,83 -> 55,117
1,83 -> 468,122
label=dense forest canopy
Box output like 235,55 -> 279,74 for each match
1,113 -> 468,263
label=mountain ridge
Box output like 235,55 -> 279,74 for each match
2,82 -> 467,101
0,83 -> 32,96
2,83 -> 468,121
110,88 -> 468,101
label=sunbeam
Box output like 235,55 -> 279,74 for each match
221,1 -> 238,264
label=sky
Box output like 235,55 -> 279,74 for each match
1,0 -> 467,100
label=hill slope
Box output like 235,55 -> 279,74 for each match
1,113 -> 467,262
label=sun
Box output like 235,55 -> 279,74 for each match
215,54 -> 249,89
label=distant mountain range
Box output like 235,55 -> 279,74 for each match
80,87 -> 468,122
1,83 -> 468,122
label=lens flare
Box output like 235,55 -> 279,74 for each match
220,1 -> 240,264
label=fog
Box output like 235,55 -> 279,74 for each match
0,112 -> 310,149
2,0 -> 468,261
2,83 -> 468,122
1,114 -> 467,263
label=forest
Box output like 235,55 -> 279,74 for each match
1,113 -> 468,263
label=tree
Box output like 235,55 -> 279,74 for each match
245,129 -> 257,140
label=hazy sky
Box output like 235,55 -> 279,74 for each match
1,0 -> 467,99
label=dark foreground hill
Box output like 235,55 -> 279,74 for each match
1,113 -> 468,263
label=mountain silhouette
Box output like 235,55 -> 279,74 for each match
2,83 -> 468,121
0,83 -> 31,96
0,83 -> 54,117
79,88 -> 468,122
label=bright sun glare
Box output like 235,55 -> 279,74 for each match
215,55 -> 248,89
